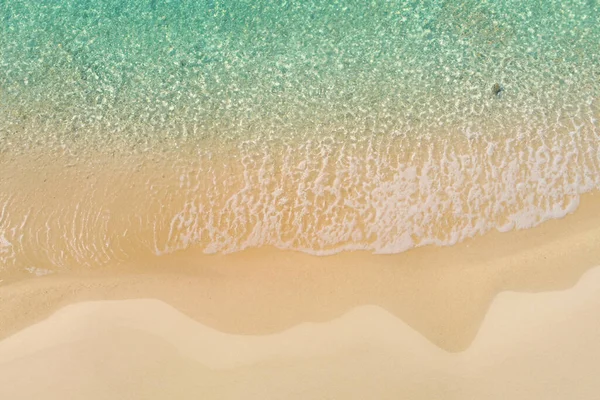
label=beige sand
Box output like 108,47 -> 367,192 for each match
1,267 -> 600,400
0,192 -> 600,399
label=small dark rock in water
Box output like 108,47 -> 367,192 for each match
492,83 -> 503,96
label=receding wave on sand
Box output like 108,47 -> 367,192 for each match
1,190 -> 600,399
1,109 -> 599,274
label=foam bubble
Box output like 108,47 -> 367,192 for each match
0,0 -> 599,271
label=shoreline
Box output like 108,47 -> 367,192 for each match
3,116 -> 599,271
1,191 -> 600,351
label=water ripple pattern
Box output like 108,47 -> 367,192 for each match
0,0 -> 599,271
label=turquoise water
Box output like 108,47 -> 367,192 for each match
1,0 -> 598,145
0,0 -> 599,271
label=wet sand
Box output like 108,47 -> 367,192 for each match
1,193 -> 600,398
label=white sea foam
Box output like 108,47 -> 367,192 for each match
147,113 -> 599,257
0,104 -> 599,271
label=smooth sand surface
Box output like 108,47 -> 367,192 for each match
1,192 -> 600,399
1,266 -> 600,400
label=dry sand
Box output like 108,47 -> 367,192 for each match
1,192 -> 600,399
2,274 -> 600,400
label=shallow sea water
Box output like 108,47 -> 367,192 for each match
0,0 -> 599,272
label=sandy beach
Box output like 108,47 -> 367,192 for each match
1,192 -> 600,399
1,1 -> 599,398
